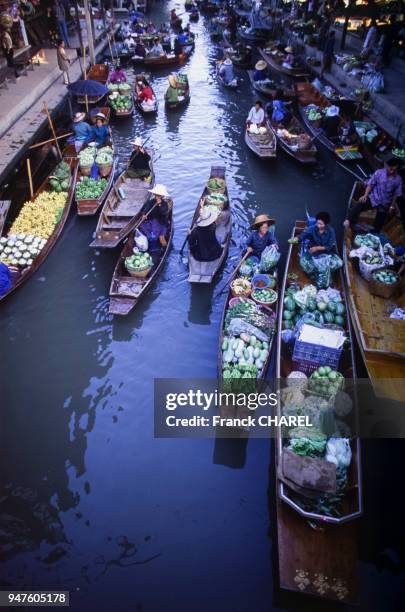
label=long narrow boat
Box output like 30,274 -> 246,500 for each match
275,220 -> 362,604
245,126 -> 277,159
259,47 -> 310,80
266,115 -> 318,164
134,45 -> 193,69
165,75 -> 190,110
343,182 -> 405,401
0,158 -> 78,303
75,156 -> 116,216
133,73 -> 158,114
217,225 -> 278,395
247,70 -> 277,98
90,155 -> 154,248
108,202 -> 173,315
296,82 -> 363,161
77,64 -> 109,105
188,166 -> 232,283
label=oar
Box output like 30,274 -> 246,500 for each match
214,251 -> 250,299
132,201 -> 159,233
336,161 -> 364,182
29,132 -> 74,150
356,163 -> 368,178
179,197 -> 204,259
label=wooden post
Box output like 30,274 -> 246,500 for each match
26,159 -> 34,200
83,46 -> 89,114
43,102 -> 62,159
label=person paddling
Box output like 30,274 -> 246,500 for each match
188,207 -> 223,262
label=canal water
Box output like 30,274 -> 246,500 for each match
0,3 -> 404,611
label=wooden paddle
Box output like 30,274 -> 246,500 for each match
214,251 -> 250,299
179,197 -> 204,258
132,201 -> 159,234
336,161 -> 365,182
29,132 -> 74,150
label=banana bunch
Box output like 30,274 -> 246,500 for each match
10,191 -> 68,239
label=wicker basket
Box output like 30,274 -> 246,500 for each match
127,266 -> 152,278
207,177 -> 226,195
369,272 -> 403,299
80,164 -> 92,176
98,163 -> 112,177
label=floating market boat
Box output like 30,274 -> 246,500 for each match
245,125 -> 277,159
77,64 -> 109,104
296,82 -> 363,161
216,62 -> 239,89
275,220 -> 362,604
165,74 -> 190,110
266,115 -> 318,164
238,27 -> 267,45
134,73 -> 158,114
259,47 -> 310,80
217,229 -> 278,394
90,154 -> 154,249
343,182 -> 405,402
247,70 -> 277,98
354,117 -> 400,170
134,45 -> 193,69
75,148 -> 116,216
188,166 -> 232,283
108,201 -> 173,316
0,158 -> 78,303
109,88 -> 134,118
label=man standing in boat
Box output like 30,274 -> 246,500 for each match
344,158 -> 403,233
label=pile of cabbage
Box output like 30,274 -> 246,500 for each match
95,146 -> 114,166
79,147 -> 96,168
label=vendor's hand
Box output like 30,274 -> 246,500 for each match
358,194 -> 368,204
246,246 -> 253,254
187,229 -> 191,235
343,219 -> 350,229
309,246 -> 319,254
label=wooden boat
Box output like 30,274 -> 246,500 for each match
0,158 -> 78,303
188,166 -> 232,283
75,156 -> 116,216
165,75 -> 190,110
245,126 -> 277,159
238,27 -> 267,45
354,117 -> 398,170
296,82 -> 363,161
110,92 -> 134,118
133,73 -> 158,114
108,202 -> 173,316
61,107 -> 111,160
77,64 -> 109,105
217,224 -> 278,393
266,115 -> 318,164
247,70 -> 277,98
275,220 -> 362,604
216,62 -> 239,89
343,182 -> 405,402
259,47 -> 310,80
90,154 -> 154,249
137,45 -> 193,69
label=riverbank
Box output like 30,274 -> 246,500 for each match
0,22 -> 119,184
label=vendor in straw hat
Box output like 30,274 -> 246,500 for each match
165,74 -> 180,104
246,214 -> 278,259
142,184 -> 171,233
72,111 -> 93,152
283,45 -> 295,68
253,59 -> 267,82
127,137 -> 152,179
219,57 -> 235,85
187,206 -> 223,262
92,113 -> 111,147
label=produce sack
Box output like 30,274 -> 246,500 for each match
325,438 -> 352,469
300,252 -> 342,289
280,448 -> 336,496
134,228 -> 148,252
260,244 -> 280,272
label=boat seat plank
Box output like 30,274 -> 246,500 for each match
101,221 -> 128,230
106,201 -> 146,218
112,277 -> 144,298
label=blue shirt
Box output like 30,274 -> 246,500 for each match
300,224 -> 336,253
92,125 -> 109,146
73,121 -> 93,142
246,229 -> 277,258
253,68 -> 267,81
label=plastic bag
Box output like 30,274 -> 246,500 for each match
293,284 -> 317,309
325,438 -> 352,468
134,228 -> 148,252
227,318 -> 269,343
260,245 -> 280,272
300,253 -> 342,289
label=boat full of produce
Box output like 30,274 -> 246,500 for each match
75,145 -> 116,215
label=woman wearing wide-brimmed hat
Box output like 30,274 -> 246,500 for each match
253,59 -> 267,82
92,113 -> 111,147
139,184 -> 172,249
71,111 -> 92,152
246,214 -> 278,259
165,74 -> 179,104
219,57 -> 235,86
127,137 -> 152,179
187,207 -> 223,262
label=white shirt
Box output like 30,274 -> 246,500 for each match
247,106 -> 265,124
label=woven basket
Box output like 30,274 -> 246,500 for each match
80,164 -> 92,176
207,177 -> 226,195
98,163 -> 112,177
127,266 -> 152,278
369,272 -> 403,299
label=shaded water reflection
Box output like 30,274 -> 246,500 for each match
0,2 -> 404,611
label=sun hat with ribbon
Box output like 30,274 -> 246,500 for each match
197,206 -> 219,227
148,184 -> 170,198
133,137 -> 143,147
168,74 -> 177,88
95,112 -> 106,120
224,58 -> 232,66
251,214 -> 274,229
73,112 -> 86,123
255,60 -> 266,70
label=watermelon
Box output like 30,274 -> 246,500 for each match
334,315 -> 345,327
284,296 -> 296,312
307,298 -> 317,312
317,301 -> 327,312
327,301 -> 337,313
284,320 -> 293,330
283,310 -> 293,320
324,311 -> 334,323
335,302 -> 346,315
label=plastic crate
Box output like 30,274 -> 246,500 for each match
292,336 -> 343,375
